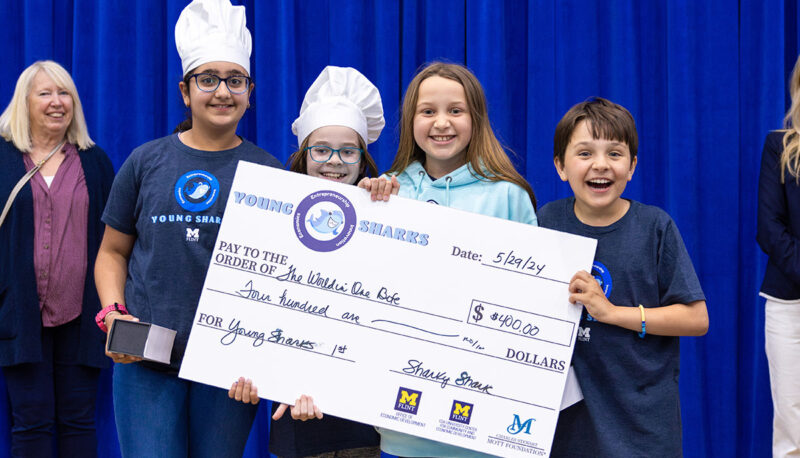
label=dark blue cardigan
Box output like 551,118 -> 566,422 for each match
757,131 -> 800,300
0,139 -> 114,368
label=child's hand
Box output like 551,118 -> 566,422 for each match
568,270 -> 615,322
104,313 -> 143,364
228,377 -> 259,405
271,394 -> 323,421
358,176 -> 399,202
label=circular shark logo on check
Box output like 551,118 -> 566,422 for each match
175,170 -> 220,212
294,190 -> 357,252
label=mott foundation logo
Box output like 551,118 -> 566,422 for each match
507,414 -> 535,435
394,387 -> 422,414
449,400 -> 473,424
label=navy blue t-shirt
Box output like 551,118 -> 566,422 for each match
102,134 -> 282,370
538,197 -> 705,458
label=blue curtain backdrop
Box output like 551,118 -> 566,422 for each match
0,0 -> 792,456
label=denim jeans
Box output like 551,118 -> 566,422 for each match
2,317 -> 100,458
113,362 -> 258,458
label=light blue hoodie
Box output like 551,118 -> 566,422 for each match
393,160 -> 537,225
378,160 -> 537,457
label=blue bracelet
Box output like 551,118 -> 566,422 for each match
638,305 -> 646,338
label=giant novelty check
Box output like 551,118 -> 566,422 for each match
180,162 -> 596,457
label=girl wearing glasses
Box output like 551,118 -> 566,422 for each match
93,1 -> 281,457
285,66 -> 391,190
229,66 -> 388,458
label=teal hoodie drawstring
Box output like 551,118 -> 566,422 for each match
445,176 -> 452,206
415,170 -> 425,200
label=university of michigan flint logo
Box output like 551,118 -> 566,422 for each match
449,400 -> 473,424
185,227 -> 199,242
394,387 -> 422,415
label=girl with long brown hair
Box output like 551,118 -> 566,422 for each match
374,61 -> 537,457
375,61 -> 537,219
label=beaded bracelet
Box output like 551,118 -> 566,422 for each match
638,304 -> 646,338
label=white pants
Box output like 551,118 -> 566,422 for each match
764,295 -> 800,457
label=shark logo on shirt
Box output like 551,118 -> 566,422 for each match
175,170 -> 220,212
184,181 -> 211,200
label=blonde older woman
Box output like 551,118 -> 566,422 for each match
757,54 -> 800,457
0,60 -> 114,458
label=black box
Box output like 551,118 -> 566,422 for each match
107,320 -> 177,364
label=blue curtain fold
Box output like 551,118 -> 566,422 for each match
0,0 -> 790,456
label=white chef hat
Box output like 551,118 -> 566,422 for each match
292,66 -> 385,145
175,0 -> 252,77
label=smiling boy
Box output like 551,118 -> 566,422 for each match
538,97 -> 709,457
